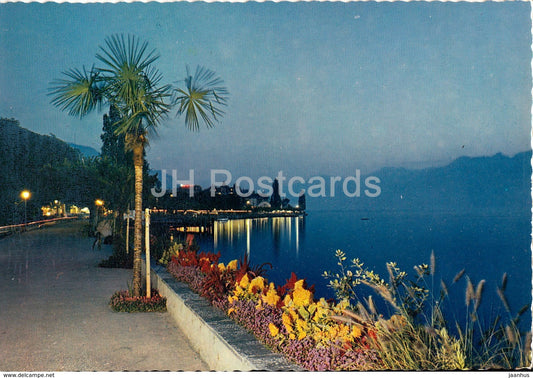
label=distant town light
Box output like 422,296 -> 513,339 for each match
95,199 -> 104,207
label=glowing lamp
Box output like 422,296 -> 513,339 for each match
20,190 -> 31,200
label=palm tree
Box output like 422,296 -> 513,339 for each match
49,34 -> 228,296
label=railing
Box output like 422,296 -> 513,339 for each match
0,215 -> 82,237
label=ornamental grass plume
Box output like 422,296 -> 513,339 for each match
430,250 -> 436,276
453,268 -> 466,283
440,279 -> 449,297
474,280 -> 486,312
465,277 -> 475,308
363,309 -> 467,370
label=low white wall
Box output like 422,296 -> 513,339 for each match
144,261 -> 300,372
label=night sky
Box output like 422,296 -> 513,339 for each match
0,1 -> 530,187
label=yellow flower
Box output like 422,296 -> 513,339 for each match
298,331 -> 307,341
296,318 -> 307,333
283,295 -> 292,307
294,279 -> 305,290
248,276 -> 266,294
289,333 -> 296,340
227,259 -> 238,271
328,326 -> 339,340
282,313 -> 294,333
234,285 -> 244,297
313,298 -> 330,322
350,325 -> 363,339
337,299 -> 350,311
338,324 -> 350,338
218,262 -> 226,271
289,308 -> 299,321
262,284 -> 281,307
313,307 -> 327,322
228,308 -> 235,315
239,273 -> 250,289
292,286 -> 313,307
312,330 -> 324,343
269,323 -> 279,337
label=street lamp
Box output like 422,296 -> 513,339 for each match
54,200 -> 59,217
20,190 -> 31,225
95,199 -> 104,226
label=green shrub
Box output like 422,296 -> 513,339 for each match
158,241 -> 183,266
99,234 -> 133,268
109,289 -> 167,313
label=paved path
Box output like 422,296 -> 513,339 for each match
0,221 -> 208,371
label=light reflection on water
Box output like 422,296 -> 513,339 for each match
191,216 -> 307,286
212,216 -> 303,258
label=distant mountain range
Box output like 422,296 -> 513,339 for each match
68,143 -> 99,158
311,151 -> 532,214
33,142 -> 533,215
149,150 -> 532,215
3,117 -> 529,217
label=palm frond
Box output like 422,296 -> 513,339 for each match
48,65 -> 103,118
96,34 -> 159,76
172,65 -> 229,131
116,73 -> 171,132
94,35 -> 172,139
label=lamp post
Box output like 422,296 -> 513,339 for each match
95,199 -> 104,227
54,200 -> 59,217
20,190 -> 31,226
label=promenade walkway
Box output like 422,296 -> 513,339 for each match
0,221 -> 208,372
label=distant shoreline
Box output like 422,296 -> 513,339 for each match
213,210 -> 307,221
149,209 -> 307,232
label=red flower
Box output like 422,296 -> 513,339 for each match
278,272 -> 299,297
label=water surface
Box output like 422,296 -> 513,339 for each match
187,209 -> 531,328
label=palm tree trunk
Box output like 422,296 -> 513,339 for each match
132,144 -> 144,297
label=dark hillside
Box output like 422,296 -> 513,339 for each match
0,118 -> 81,225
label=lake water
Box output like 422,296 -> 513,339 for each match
187,208 -> 531,329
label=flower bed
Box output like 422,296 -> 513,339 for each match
165,247 -> 377,371
164,244 -> 531,371
109,289 -> 167,313
225,275 -> 376,370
